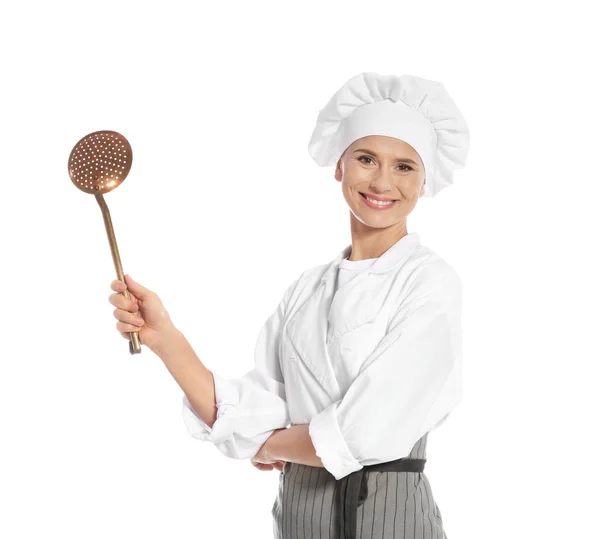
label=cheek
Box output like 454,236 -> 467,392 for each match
399,177 -> 423,199
341,182 -> 361,203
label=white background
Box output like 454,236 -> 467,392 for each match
1,1 -> 598,537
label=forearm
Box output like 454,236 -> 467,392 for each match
266,424 -> 324,468
154,328 -> 218,429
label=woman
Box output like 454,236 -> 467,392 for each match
108,72 -> 470,538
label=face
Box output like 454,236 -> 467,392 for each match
334,135 -> 426,229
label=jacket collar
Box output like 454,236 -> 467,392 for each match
320,231 -> 421,284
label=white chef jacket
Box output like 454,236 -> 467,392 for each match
182,232 -> 462,480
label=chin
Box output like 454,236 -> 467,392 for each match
351,209 -> 397,229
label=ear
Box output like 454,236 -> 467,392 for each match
419,178 -> 426,197
334,159 -> 342,183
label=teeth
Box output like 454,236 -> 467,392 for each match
366,196 -> 395,206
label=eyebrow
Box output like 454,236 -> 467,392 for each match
353,148 -> 419,166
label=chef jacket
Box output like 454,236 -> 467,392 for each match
182,231 -> 462,480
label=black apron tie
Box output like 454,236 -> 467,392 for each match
334,457 -> 426,539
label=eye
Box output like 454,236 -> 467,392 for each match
358,155 -> 412,171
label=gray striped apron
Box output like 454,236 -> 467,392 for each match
271,432 -> 447,539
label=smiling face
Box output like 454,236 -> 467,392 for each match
334,135 -> 426,229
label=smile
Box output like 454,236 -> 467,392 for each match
360,192 -> 399,209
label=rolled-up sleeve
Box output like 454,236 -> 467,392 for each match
309,267 -> 463,480
182,278 -> 298,460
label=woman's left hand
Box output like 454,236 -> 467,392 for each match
251,428 -> 287,471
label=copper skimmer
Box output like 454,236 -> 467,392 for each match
68,130 -> 142,354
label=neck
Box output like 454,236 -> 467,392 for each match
347,215 -> 408,261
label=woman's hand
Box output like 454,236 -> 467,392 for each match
251,428 -> 287,472
108,274 -> 177,352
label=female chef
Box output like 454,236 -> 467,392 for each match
108,72 -> 470,539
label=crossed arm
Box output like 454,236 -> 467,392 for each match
263,424 -> 324,468
158,327 -> 323,468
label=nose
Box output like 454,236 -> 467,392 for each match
369,168 -> 394,193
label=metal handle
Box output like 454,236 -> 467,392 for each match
96,194 -> 142,354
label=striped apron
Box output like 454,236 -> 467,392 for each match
271,432 -> 447,539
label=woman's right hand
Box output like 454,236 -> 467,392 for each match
108,274 -> 176,352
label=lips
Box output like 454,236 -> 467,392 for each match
359,192 -> 400,210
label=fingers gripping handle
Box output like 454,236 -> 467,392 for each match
121,286 -> 142,354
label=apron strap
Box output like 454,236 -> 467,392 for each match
335,457 -> 426,539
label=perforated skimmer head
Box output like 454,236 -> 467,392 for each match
68,130 -> 133,194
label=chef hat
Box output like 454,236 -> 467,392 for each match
307,72 -> 470,198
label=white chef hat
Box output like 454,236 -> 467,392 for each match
307,72 -> 470,198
